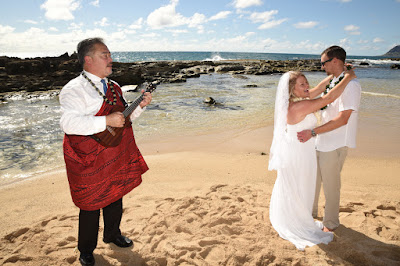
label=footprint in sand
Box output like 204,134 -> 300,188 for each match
0,212 -> 79,265
135,184 -> 272,265
339,202 -> 365,213
377,204 -> 397,211
3,227 -> 30,242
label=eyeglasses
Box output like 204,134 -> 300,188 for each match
321,58 -> 333,66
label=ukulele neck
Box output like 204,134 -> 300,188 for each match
122,94 -> 144,118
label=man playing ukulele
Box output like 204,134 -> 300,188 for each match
60,38 -> 152,266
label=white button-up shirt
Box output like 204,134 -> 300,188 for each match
60,70 -> 144,135
316,72 -> 362,152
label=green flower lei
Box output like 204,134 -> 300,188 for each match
82,71 -> 117,106
321,75 -> 344,110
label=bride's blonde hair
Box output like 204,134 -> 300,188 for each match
288,71 -> 306,102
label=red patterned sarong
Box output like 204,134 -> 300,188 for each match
63,83 -> 148,211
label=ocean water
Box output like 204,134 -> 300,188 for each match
0,52 -> 399,186
111,51 -> 389,62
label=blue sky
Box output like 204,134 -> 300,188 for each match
0,0 -> 399,57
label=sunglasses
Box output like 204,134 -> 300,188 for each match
321,58 -> 333,66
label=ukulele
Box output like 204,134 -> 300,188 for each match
91,83 -> 157,147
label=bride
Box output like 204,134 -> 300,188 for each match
268,69 -> 356,250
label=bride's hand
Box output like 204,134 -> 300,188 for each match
344,63 -> 354,71
344,66 -> 356,80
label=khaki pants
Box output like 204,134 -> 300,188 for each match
313,147 -> 348,230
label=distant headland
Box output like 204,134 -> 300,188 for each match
383,45 -> 400,58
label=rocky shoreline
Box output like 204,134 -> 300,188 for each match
1,53 -> 398,99
0,53 -> 324,96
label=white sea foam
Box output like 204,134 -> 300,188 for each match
362,91 -> 400,99
204,53 -> 227,61
2,173 -> 31,179
2,91 -> 59,102
351,58 -> 400,66
121,85 -> 138,92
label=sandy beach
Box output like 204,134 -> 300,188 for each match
0,115 -> 399,266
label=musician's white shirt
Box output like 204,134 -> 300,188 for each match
60,70 -> 144,135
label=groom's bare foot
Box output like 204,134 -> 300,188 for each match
323,226 -> 334,232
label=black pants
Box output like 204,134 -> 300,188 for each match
78,198 -> 123,254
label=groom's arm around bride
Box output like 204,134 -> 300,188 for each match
298,45 -> 362,232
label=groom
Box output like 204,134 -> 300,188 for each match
297,46 -> 361,232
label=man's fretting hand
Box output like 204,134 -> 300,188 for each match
140,90 -> 152,108
106,112 -> 125,127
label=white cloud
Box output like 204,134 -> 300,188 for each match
49,27 -> 59,32
297,40 -> 326,52
147,0 -> 187,29
133,32 -> 259,53
373,37 -> 384,43
24,20 -> 39,25
344,25 -> 359,31
249,10 -> 278,23
229,35 -> 247,43
95,17 -> 109,27
294,21 -> 318,29
129,18 -> 143,30
339,0 -> 352,2
339,38 -> 351,50
74,28 -> 108,41
261,38 -> 326,54
147,0 -> 206,32
90,0 -> 100,7
358,44 -> 381,53
110,31 -> 126,40
0,25 -> 15,35
0,24 -> 329,56
188,13 -> 207,28
249,10 -> 286,29
141,33 -> 158,38
0,26 -> 82,57
258,19 -> 286,29
68,22 -> 83,30
40,0 -> 80,21
233,0 -> 263,9
120,29 -> 136,35
261,38 -> 278,49
166,29 -> 188,36
198,36 -> 252,52
344,25 -> 360,35
196,25 -> 205,34
357,40 -> 369,44
209,11 -> 232,21
348,31 -> 360,36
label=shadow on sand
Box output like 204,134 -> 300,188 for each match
318,225 -> 400,265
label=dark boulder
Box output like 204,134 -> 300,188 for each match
110,66 -> 143,86
58,59 -> 80,72
5,59 -> 50,74
204,97 -> 217,105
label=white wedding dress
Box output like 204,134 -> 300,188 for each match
269,113 -> 333,250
